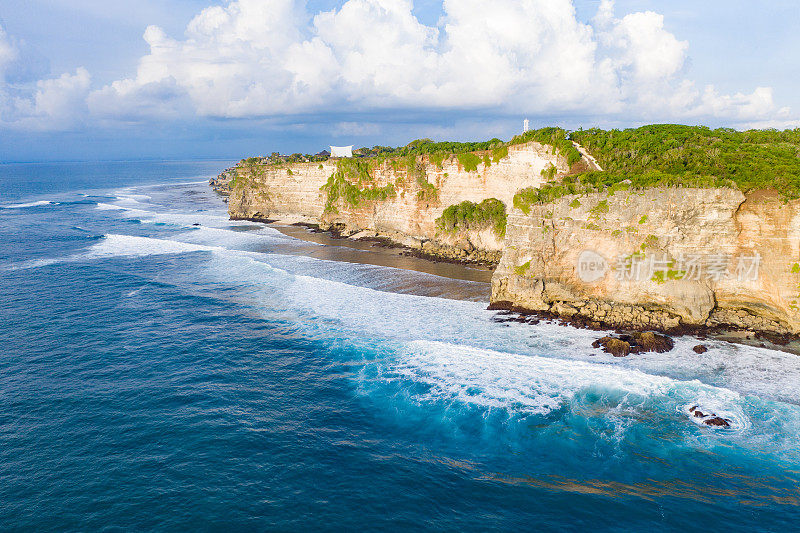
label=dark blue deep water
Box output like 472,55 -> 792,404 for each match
2,161 -> 800,531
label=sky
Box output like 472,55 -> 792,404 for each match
0,0 -> 799,162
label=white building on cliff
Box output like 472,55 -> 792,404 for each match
330,145 -> 353,158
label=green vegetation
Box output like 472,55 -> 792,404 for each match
436,198 -> 507,237
509,127 -> 582,165
644,235 -> 659,248
569,198 -> 581,209
571,124 -> 800,198
359,137 -> 505,159
429,152 -> 446,169
492,146 -> 508,163
590,200 -> 609,216
652,268 -> 686,284
540,164 -> 558,180
321,159 -> 396,213
638,215 -> 648,224
513,183 -> 579,214
514,260 -> 531,276
457,153 -> 482,173
416,176 -> 439,202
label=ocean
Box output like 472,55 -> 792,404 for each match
1,160 -> 800,531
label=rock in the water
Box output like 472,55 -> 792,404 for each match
592,336 -> 631,357
704,417 -> 731,428
637,331 -> 674,353
693,344 -> 708,354
592,331 -> 674,356
689,405 -> 731,428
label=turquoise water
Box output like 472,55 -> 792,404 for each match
2,161 -> 800,531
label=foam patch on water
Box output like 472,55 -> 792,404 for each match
95,202 -> 127,211
199,249 -> 800,412
97,200 -> 250,230
5,234 -> 220,270
2,200 -> 54,209
84,234 -> 219,258
391,340 -> 748,423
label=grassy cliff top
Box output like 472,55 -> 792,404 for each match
570,124 -> 800,197
512,124 -> 800,213
237,127 -> 582,169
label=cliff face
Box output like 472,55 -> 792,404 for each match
216,137 -> 800,336
492,187 -> 800,335
224,141 -> 568,261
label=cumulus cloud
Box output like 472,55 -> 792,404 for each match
2,0 -> 797,131
0,26 -> 18,74
0,24 -> 91,130
90,0 -> 787,126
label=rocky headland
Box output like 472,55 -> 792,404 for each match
212,125 -> 800,340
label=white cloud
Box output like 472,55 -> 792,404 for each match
332,121 -> 382,137
0,24 -> 92,130
2,1 -> 798,131
0,26 -> 18,74
91,0 -> 787,125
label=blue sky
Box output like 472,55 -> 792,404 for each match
0,0 -> 798,162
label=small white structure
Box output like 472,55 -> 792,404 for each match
330,145 -> 353,158
523,119 -> 530,133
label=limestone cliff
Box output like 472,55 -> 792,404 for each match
219,141 -> 569,263
491,187 -> 800,335
213,131 -> 800,337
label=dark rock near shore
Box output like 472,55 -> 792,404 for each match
592,331 -> 674,357
592,337 -> 631,357
636,331 -> 674,353
704,417 -> 731,427
693,344 -> 708,354
689,405 -> 731,428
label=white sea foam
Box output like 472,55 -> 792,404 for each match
95,202 -> 127,211
84,234 -> 219,258
199,249 -> 800,419
2,200 -> 54,209
4,234 -> 219,270
97,200 -> 249,230
390,340 -> 751,428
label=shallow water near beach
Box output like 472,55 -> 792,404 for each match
2,161 -> 800,531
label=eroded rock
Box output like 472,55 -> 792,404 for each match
592,337 -> 631,357
592,331 -> 674,356
689,405 -> 731,428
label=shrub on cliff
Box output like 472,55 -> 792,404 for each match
416,176 -> 439,202
321,159 -> 396,212
456,153 -> 482,173
436,199 -> 507,237
510,127 -> 582,166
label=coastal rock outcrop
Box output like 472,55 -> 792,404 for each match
214,130 -> 800,339
592,331 -> 674,356
491,187 -> 800,335
221,141 -> 568,264
689,406 -> 731,428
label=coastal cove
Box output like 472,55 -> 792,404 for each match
216,126 -> 800,340
3,161 -> 800,530
262,215 -> 800,357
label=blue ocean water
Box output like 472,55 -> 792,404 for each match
2,161 -> 800,531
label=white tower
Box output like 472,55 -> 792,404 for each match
523,119 -> 530,133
